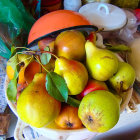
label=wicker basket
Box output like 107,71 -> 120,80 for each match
4,49 -> 135,140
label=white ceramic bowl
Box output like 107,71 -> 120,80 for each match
4,74 -> 133,140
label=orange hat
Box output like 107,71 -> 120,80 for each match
28,10 -> 98,45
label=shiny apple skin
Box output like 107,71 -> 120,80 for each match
77,79 -> 108,100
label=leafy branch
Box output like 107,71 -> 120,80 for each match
7,47 -> 81,107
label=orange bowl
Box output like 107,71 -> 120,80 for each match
28,10 -> 98,46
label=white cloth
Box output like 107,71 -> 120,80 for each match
23,127 -> 41,140
0,56 -> 7,113
0,57 -> 8,140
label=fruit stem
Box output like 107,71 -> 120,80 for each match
16,53 -> 33,66
17,50 -> 36,55
95,28 -> 104,33
40,50 -> 59,59
16,47 -> 32,51
19,50 -> 59,59
16,50 -> 58,73
34,56 -> 49,73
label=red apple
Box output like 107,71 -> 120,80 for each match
77,79 -> 108,100
86,32 -> 96,44
38,37 -> 55,52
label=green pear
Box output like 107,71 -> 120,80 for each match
17,73 -> 61,128
85,41 -> 119,81
54,57 -> 88,95
109,62 -> 135,93
78,90 -> 120,132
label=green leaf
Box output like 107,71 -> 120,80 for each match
7,68 -> 19,102
7,54 -> 20,101
46,72 -> 68,102
67,96 -> 81,107
7,54 -> 18,71
106,44 -> 131,52
45,46 -> 50,51
10,46 -> 17,58
40,47 -> 51,65
7,79 -> 17,102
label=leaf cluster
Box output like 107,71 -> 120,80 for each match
7,46 -> 80,107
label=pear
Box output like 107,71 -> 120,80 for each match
109,62 -> 135,93
54,57 -> 88,95
17,73 -> 61,128
78,90 -> 120,132
85,41 -> 119,81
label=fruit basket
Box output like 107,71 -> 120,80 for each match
4,9 -> 138,140
4,77 -> 133,140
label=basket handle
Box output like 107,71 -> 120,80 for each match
14,119 -> 29,140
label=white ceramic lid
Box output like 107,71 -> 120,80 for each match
79,2 -> 127,31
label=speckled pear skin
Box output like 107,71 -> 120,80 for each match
17,73 -> 61,128
109,62 -> 135,92
78,90 -> 120,132
85,41 -> 119,81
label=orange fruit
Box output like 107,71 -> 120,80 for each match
24,61 -> 41,84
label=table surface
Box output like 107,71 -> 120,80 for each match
6,105 -> 140,140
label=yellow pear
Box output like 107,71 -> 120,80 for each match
85,41 -> 118,81
78,90 -> 120,132
109,62 -> 135,92
54,57 -> 88,95
17,73 -> 61,128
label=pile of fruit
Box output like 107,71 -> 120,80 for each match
6,30 -> 136,133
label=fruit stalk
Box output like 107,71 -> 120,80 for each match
20,50 -> 59,59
